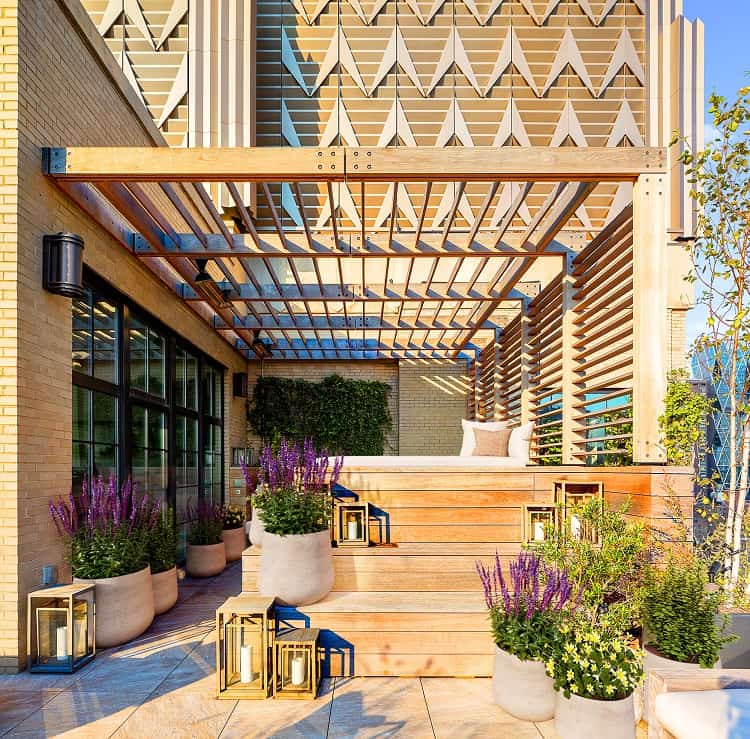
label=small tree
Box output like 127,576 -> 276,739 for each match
678,83 -> 750,598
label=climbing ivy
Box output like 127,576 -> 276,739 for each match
248,374 -> 393,455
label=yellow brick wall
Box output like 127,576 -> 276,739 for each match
0,0 -> 247,672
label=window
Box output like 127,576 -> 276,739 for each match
72,385 -> 118,491
131,405 -> 168,503
130,317 -> 166,398
72,290 -> 118,383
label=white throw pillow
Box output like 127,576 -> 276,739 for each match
460,419 -> 508,456
508,422 -> 534,464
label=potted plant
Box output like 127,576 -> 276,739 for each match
240,457 -> 264,547
255,439 -> 342,605
221,503 -> 246,561
49,475 -> 158,648
185,501 -> 226,577
475,550 -> 581,722
548,621 -> 643,739
148,506 -> 178,615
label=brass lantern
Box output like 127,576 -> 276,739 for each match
273,628 -> 321,700
334,501 -> 369,547
523,504 -> 557,544
216,595 -> 274,699
27,584 -> 95,673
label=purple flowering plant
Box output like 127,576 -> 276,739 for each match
252,438 -> 343,536
476,550 -> 582,662
187,500 -> 225,545
49,475 -> 160,580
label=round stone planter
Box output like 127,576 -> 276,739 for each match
258,530 -> 334,606
222,526 -> 247,562
642,645 -> 720,724
554,691 -> 636,739
186,542 -> 226,578
74,565 -> 154,648
151,566 -> 178,615
248,512 -> 265,548
492,646 -> 555,721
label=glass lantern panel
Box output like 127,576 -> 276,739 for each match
36,607 -> 70,666
224,616 -> 264,690
343,509 -> 364,541
529,511 -> 551,542
280,646 -> 311,692
72,599 -> 90,661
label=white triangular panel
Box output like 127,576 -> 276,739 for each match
374,183 -> 419,228
490,183 -> 531,228
599,29 -> 645,96
575,204 -> 593,230
307,0 -> 334,24
424,0 -> 451,24
482,0 -> 507,24
121,50 -> 146,109
632,0 -> 645,12
483,28 -> 539,97
365,0 -> 390,23
403,0 -> 427,24
369,28 -> 424,96
431,185 -> 475,229
575,0 -> 597,24
316,183 -> 362,230
288,0 -> 311,24
282,28 -> 309,95
156,0 -> 188,49
542,29 -> 595,97
436,99 -> 474,148
550,101 -> 587,147
518,0 -> 541,23
99,0 -> 154,49
281,183 -> 303,227
607,100 -> 643,147
492,99 -> 531,147
157,53 -> 187,127
427,28 -> 481,97
538,0 -> 564,25
597,0 -> 618,24
282,101 -> 302,147
319,99 -> 359,147
377,99 -> 418,147
605,183 -> 633,225
461,0 -> 483,24
312,29 -> 367,96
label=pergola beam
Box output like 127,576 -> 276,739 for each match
212,315 -> 503,331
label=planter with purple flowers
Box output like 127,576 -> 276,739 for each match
49,476 -> 161,648
476,551 -> 582,722
186,501 -> 226,577
253,439 -> 342,606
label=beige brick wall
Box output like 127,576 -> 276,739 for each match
398,360 -> 471,455
0,0 -> 247,672
669,309 -> 688,372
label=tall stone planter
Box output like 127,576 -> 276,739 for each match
258,530 -> 333,606
492,646 -> 555,721
151,566 -> 178,615
74,565 -> 154,648
248,512 -> 265,548
186,542 -> 226,578
554,691 -> 636,739
222,526 -> 246,562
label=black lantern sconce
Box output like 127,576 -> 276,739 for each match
43,233 -> 85,298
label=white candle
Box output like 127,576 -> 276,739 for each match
240,644 -> 253,684
73,618 -> 87,659
56,625 -> 68,662
347,518 -> 360,540
570,515 -> 581,540
533,521 -> 545,541
291,655 -> 306,686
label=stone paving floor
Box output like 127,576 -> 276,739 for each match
0,564 -> 570,738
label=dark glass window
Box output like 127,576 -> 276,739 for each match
72,385 -> 118,491
129,317 -> 166,398
72,290 -> 118,383
132,405 -> 168,503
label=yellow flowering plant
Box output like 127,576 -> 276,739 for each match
546,620 -> 643,701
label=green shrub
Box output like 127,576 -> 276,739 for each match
254,484 -> 329,536
148,507 -> 176,574
222,504 -> 245,530
70,528 -> 149,580
641,557 -> 735,667
187,501 -> 224,546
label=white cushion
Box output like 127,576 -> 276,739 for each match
508,422 -> 534,464
459,419 -> 507,456
655,689 -> 750,739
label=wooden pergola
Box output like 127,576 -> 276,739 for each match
45,145 -> 669,463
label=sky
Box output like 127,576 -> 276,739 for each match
681,1 -> 748,348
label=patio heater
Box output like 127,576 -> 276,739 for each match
27,584 -> 95,673
215,595 -> 275,699
273,627 -> 321,700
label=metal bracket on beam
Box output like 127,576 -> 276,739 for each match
43,147 -> 68,175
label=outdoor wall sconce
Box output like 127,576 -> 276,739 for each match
553,481 -> 603,543
215,595 -> 275,699
523,504 -> 558,544
334,501 -> 370,547
233,372 -> 248,398
42,232 -> 85,298
27,584 -> 95,673
273,627 -> 321,700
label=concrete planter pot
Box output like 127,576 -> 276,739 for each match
151,566 -> 178,615
491,646 -> 555,721
222,526 -> 246,562
248,512 -> 265,548
258,530 -> 334,606
186,542 -> 226,578
74,565 -> 154,648
643,645 -> 721,724
719,612 -> 750,667
554,691 -> 635,739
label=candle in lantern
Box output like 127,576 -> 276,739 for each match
533,520 -> 545,541
570,514 -> 581,540
56,625 -> 68,662
347,514 -> 360,540
291,654 -> 306,686
240,644 -> 253,684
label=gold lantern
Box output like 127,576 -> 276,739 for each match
334,501 -> 369,547
553,480 -> 603,543
273,628 -> 321,700
523,504 -> 557,544
27,584 -> 95,673
216,595 -> 275,699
